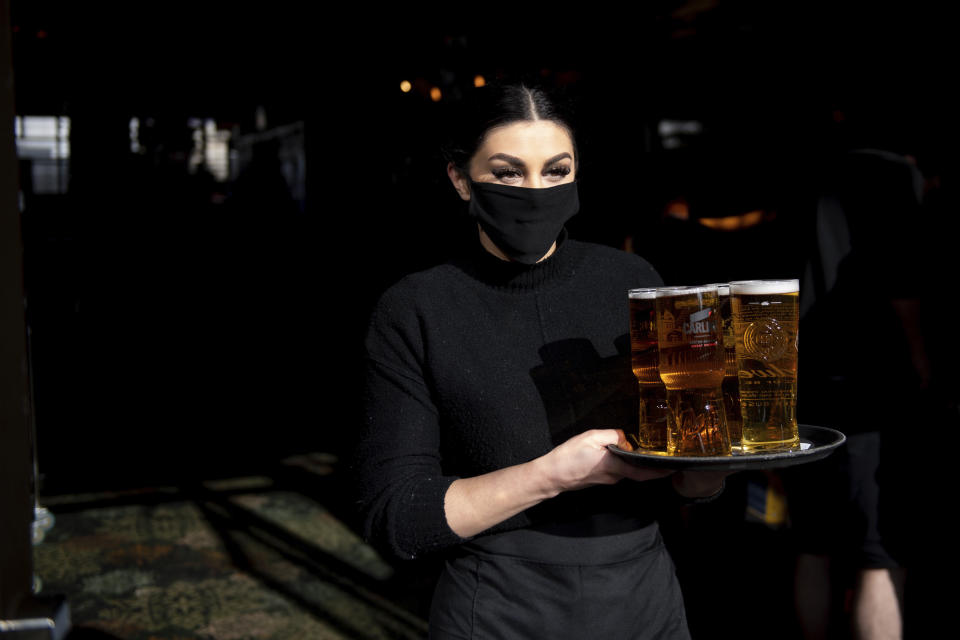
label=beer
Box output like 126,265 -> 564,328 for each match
656,286 -> 730,456
629,288 -> 668,451
717,284 -> 743,450
730,280 -> 800,453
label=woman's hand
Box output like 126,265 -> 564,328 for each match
444,429 -> 672,539
671,470 -> 730,499
536,429 -> 674,495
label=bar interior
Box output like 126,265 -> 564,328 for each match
2,3 -> 955,639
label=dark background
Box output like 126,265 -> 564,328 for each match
8,4 -> 958,638
10,3 -> 956,496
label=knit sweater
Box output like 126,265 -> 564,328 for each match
356,233 -> 670,560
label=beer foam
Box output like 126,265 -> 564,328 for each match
628,288 -> 658,299
655,284 -> 718,297
729,279 -> 799,295
703,282 -> 731,296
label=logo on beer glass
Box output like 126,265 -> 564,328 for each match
682,308 -> 718,346
743,318 -> 789,361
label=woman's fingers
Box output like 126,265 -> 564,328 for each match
605,452 -> 673,482
544,429 -> 663,491
579,429 -> 673,484
672,470 -> 730,498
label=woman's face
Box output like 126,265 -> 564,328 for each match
448,120 -> 576,199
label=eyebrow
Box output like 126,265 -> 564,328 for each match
486,152 -> 573,167
487,153 -> 525,166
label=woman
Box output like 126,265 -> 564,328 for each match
355,82 -> 724,639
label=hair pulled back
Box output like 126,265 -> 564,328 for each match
442,82 -> 578,177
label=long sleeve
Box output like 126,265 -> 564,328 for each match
354,287 -> 464,560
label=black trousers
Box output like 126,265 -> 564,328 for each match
429,524 -> 690,640
784,431 -> 898,571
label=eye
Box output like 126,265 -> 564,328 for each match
545,165 -> 572,180
491,167 -> 523,183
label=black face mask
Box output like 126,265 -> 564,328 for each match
468,181 -> 580,265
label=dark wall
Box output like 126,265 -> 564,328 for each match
11,7 -> 956,492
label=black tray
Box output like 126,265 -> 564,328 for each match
607,425 -> 846,471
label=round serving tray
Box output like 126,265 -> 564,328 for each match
607,424 -> 846,471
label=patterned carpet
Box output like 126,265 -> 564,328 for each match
34,457 -> 900,640
31,454 -> 432,640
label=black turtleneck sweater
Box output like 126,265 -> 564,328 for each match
356,234 -> 668,560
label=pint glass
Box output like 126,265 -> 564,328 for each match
629,288 -> 668,451
717,284 -> 743,451
656,285 -> 731,456
730,279 -> 800,453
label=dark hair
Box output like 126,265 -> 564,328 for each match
441,82 -> 578,177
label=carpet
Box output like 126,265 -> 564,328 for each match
31,455 -> 430,640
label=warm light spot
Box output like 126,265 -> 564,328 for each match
698,210 -> 765,231
664,199 -> 690,221
399,80 -> 412,93
430,87 -> 442,102
474,75 -> 486,88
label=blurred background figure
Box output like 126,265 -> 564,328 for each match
786,100 -> 932,640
